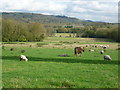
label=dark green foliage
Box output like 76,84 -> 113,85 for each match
56,27 -> 69,33
64,25 -> 73,28
18,35 -> 27,42
2,18 -> 46,42
81,25 -> 119,42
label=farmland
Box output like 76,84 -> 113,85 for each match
2,37 -> 119,88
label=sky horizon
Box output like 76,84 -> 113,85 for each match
0,0 -> 119,23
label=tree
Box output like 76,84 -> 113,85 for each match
2,18 -> 46,42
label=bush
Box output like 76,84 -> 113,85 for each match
18,35 -> 27,42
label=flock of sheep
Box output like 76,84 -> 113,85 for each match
2,44 -> 112,62
81,44 -> 112,61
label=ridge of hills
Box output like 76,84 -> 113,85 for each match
2,12 -> 107,26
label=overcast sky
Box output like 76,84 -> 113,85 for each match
0,0 -> 119,23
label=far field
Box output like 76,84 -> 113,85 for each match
2,37 -> 119,88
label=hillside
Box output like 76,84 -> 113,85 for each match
2,12 -> 81,25
3,12 -> 107,27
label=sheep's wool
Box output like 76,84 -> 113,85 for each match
104,55 -> 112,61
20,55 -> 28,61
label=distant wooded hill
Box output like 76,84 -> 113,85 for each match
2,12 -> 82,25
2,12 -> 113,26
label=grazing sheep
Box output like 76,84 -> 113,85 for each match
89,49 -> 94,52
100,45 -> 103,47
104,55 -> 112,61
86,45 -> 88,47
10,48 -> 14,51
100,50 -> 104,54
100,45 -> 109,49
19,55 -> 28,61
95,45 -> 97,48
103,46 -> 107,49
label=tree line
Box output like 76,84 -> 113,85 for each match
2,18 -> 46,42
2,18 -> 119,42
76,25 -> 119,42
54,24 -> 119,42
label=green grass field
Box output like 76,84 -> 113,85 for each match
2,37 -> 119,88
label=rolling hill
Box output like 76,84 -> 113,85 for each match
2,12 -> 100,26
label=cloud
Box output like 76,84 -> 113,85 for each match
1,0 -> 66,13
0,0 -> 119,23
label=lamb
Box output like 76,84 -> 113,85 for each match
86,45 -> 89,47
19,55 -> 28,61
95,45 -> 97,48
10,48 -> 14,51
89,49 -> 94,52
100,45 -> 103,47
100,50 -> 104,54
103,46 -> 107,49
104,55 -> 112,61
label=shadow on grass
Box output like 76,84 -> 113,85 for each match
2,56 -> 119,65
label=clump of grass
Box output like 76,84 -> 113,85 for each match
59,41 -> 63,43
19,43 -> 25,44
74,41 -> 79,43
29,45 -> 32,47
54,43 -> 62,45
61,81 -> 75,88
2,46 -> 5,49
61,41 -> 73,44
36,43 -> 48,47
21,50 -> 25,53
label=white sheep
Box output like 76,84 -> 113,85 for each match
103,45 -> 107,49
104,55 -> 112,61
100,45 -> 103,47
101,45 -> 109,49
100,50 -> 104,54
20,55 -> 28,61
89,49 -> 94,52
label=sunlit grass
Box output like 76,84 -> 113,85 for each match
2,46 -> 119,88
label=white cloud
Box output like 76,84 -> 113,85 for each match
1,0 -> 66,12
0,0 -> 119,23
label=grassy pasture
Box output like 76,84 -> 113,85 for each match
2,37 -> 119,88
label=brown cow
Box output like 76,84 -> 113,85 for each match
74,47 -> 85,56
